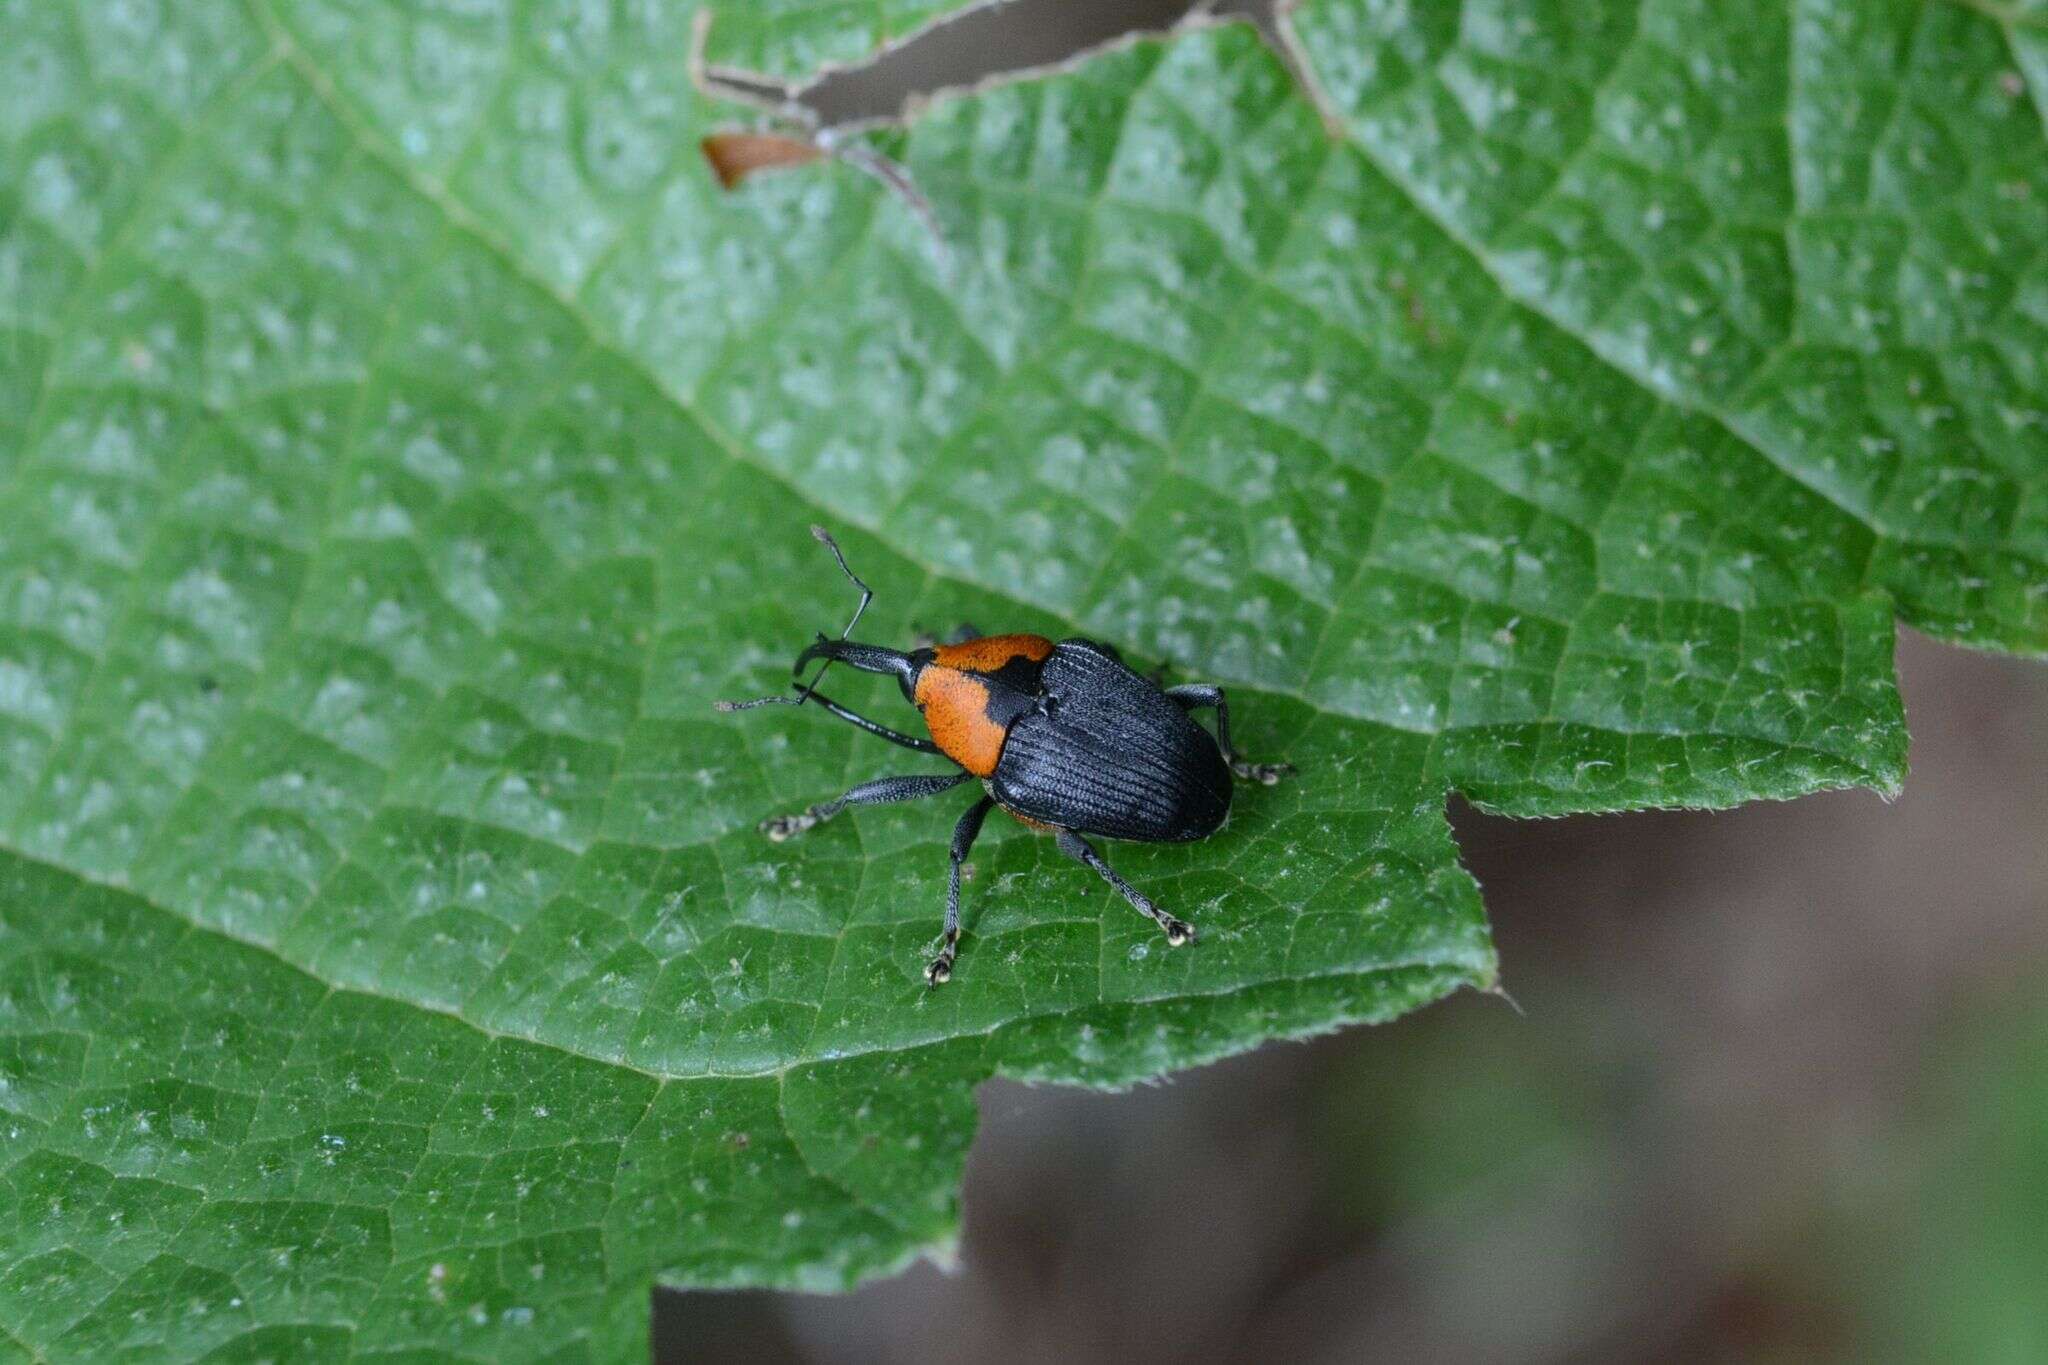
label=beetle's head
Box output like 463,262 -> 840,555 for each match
794,635 -> 931,702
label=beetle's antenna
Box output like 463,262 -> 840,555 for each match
713,694 -> 799,712
793,525 -> 872,705
813,525 -> 873,636
713,528 -> 883,713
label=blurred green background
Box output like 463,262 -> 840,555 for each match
664,630 -> 2048,1361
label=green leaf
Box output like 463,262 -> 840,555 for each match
0,0 -> 2040,1356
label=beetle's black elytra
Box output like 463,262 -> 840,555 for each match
716,527 -> 1294,984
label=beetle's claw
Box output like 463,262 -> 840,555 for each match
1232,759 -> 1296,786
1163,917 -> 1196,947
925,930 -> 959,985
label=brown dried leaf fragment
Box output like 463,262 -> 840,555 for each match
700,132 -> 824,190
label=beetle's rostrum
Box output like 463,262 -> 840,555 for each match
717,527 -> 1294,985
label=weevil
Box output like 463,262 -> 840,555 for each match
717,528 -> 1294,985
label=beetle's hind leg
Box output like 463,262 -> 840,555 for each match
760,771 -> 969,841
1166,684 -> 1295,785
926,796 -> 995,986
1056,830 -> 1195,948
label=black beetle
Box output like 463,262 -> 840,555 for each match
718,528 -> 1293,984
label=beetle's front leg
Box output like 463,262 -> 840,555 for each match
760,771 -> 969,841
1165,684 -> 1295,785
1056,830 -> 1195,947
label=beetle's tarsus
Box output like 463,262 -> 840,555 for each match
1231,758 -> 1296,786
1166,684 -> 1295,788
924,937 -> 957,986
1163,916 -> 1196,947
760,804 -> 830,841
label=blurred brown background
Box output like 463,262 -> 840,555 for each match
660,631 -> 2048,1362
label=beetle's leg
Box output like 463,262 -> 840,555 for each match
1055,829 -> 1195,947
760,771 -> 969,841
926,796 -> 995,986
1166,684 -> 1295,785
